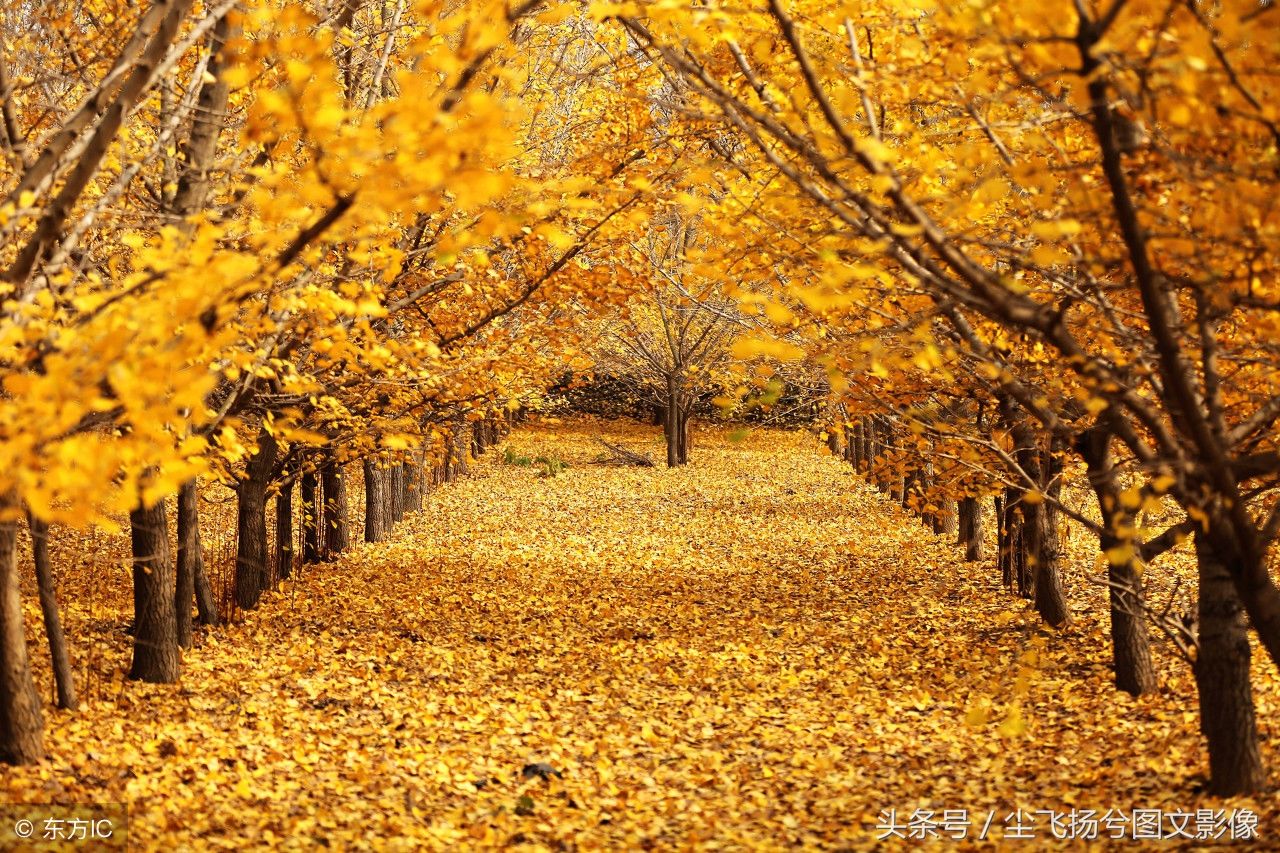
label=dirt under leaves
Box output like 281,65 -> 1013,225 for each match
4,418 -> 1277,849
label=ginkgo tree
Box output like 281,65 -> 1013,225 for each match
613,0 -> 1279,795
0,0 -> 665,764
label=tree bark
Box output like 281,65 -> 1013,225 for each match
1077,426 -> 1157,696
664,387 -> 680,468
171,13 -> 235,223
129,497 -> 180,683
27,515 -> 77,710
1194,533 -> 1266,795
235,429 -> 277,610
935,496 -> 955,537
958,497 -> 983,562
0,506 -> 44,763
322,461 -> 348,559
997,492 -> 1027,593
390,464 -> 405,525
454,418 -> 471,476
193,525 -> 219,627
407,450 -> 425,512
301,469 -> 321,563
364,460 -> 387,543
663,376 -> 691,467
678,407 -> 691,464
276,479 -> 294,581
1027,446 -> 1071,628
1025,494 -> 1071,627
175,480 -> 198,649
860,418 -> 873,474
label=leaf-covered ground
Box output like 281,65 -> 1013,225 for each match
4,418 -> 1277,849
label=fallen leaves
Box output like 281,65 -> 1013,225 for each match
3,418 -> 1276,848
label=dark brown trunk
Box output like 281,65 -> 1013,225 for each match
27,515 -> 76,710
322,461 -> 348,558
997,492 -> 1026,593
364,460 -> 387,544
407,450 -> 425,512
664,380 -> 680,468
1077,426 -> 1157,695
0,507 -> 44,763
276,479 -> 294,581
935,497 -> 955,536
677,408 -> 690,465
453,418 -> 471,477
175,479 -> 198,648
235,430 -> 277,610
1027,448 -> 1071,628
129,497 -> 180,683
1106,555 -> 1157,695
301,469 -> 321,563
1026,495 -> 1071,627
390,464 -> 405,525
193,526 -> 219,626
860,418 -> 873,474
958,497 -> 983,561
1194,534 -> 1266,795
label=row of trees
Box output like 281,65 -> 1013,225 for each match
3,0 -> 1274,805
625,0 -> 1277,795
0,0 -> 677,764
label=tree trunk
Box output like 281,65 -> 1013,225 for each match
677,407 -> 691,465
866,419 -> 880,487
175,480 -> 198,649
1194,533 -> 1266,795
129,497 -> 180,683
322,461 -> 348,559
407,450 -> 425,512
193,529 -> 219,626
301,469 -> 321,563
453,418 -> 471,477
997,492 -> 1026,593
0,506 -> 44,763
364,460 -> 387,544
664,379 -> 680,468
276,479 -> 293,581
935,496 -> 955,537
27,515 -> 77,710
1025,494 -> 1071,627
1027,448 -> 1071,628
1077,426 -> 1157,695
235,430 -> 277,611
920,462 -> 935,527
958,497 -> 983,562
390,464 -> 405,525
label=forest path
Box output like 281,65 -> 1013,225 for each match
10,418 -> 1263,849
